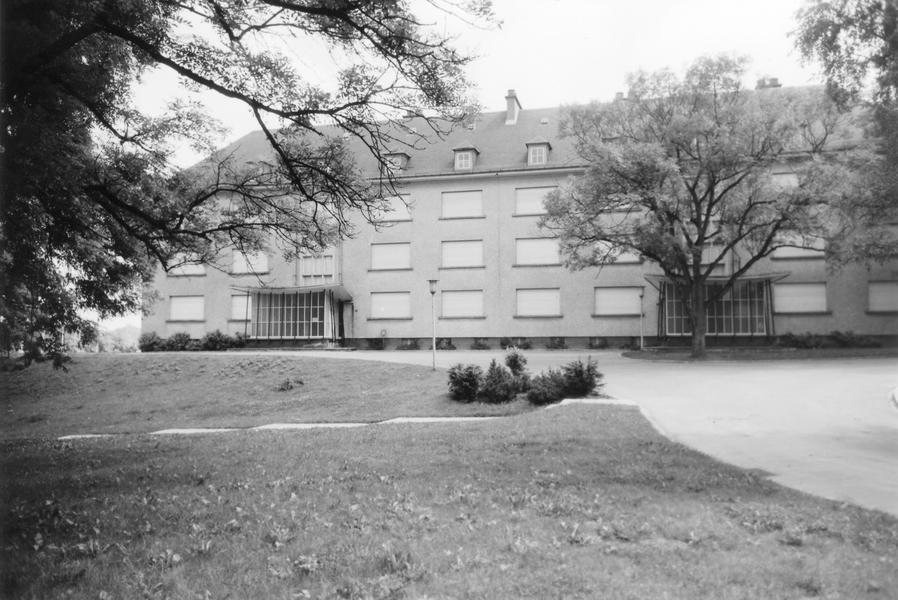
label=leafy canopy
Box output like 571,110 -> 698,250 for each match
0,0 -> 491,359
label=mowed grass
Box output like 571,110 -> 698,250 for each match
0,353 -> 531,438
2,406 -> 897,599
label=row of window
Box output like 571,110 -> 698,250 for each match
376,187 -> 556,222
166,282 -> 898,323
448,142 -> 551,172
169,250 -> 270,277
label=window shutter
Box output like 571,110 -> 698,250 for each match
370,292 -> 411,319
594,287 -> 642,315
230,295 -> 251,320
441,190 -> 482,218
514,187 -> 555,215
232,250 -> 269,273
516,289 -> 560,316
378,195 -> 411,221
170,254 -> 205,276
515,238 -> 560,265
170,296 -> 204,320
774,283 -> 827,313
442,290 -> 484,317
370,243 -> 410,270
442,241 -> 483,267
869,282 -> 898,312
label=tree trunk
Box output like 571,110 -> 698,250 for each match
690,282 -> 707,359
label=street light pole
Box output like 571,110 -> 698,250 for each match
639,289 -> 645,351
428,279 -> 438,370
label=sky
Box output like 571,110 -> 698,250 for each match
116,0 -> 821,330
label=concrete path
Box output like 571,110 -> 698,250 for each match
283,348 -> 898,516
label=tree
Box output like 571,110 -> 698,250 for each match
0,0 -> 490,362
540,56 -> 865,357
795,0 -> 898,263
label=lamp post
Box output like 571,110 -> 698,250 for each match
639,289 -> 645,351
428,279 -> 438,370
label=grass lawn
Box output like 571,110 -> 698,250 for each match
2,405 -> 897,599
0,353 -> 531,439
624,346 -> 898,361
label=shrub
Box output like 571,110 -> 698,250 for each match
447,364 -> 482,402
396,338 -> 420,350
526,369 -> 568,405
435,337 -> 456,350
232,332 -> 248,348
829,330 -> 881,348
588,336 -> 609,349
478,359 -> 517,403
365,338 -> 385,350
504,347 -> 528,376
545,336 -> 567,350
201,329 -> 234,351
499,337 -> 531,350
561,357 -> 603,397
138,332 -> 165,352
163,332 -> 192,351
185,340 -> 203,351
470,337 -> 491,350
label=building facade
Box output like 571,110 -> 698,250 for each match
143,91 -> 898,348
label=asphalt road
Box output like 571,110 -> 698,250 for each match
291,348 -> 898,517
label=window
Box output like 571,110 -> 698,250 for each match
772,236 -> 825,259
594,287 -> 642,316
376,195 -> 412,222
441,190 -> 483,219
442,290 -> 484,318
370,243 -> 411,270
441,240 -> 483,268
231,294 -> 251,320
454,150 -> 474,170
385,152 -> 409,171
515,238 -> 560,265
774,283 -> 827,313
169,296 -> 204,321
772,171 -> 799,189
596,241 -> 641,264
231,250 -> 269,274
868,281 -> 898,312
169,254 -> 205,276
663,281 -> 768,336
514,187 -> 555,215
252,291 -> 325,338
300,254 -> 335,284
370,292 -> 411,319
516,289 -> 561,317
527,144 -> 548,166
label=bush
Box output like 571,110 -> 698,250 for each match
447,364 -> 482,402
138,332 -> 165,352
477,359 -> 517,404
561,357 -> 602,397
526,369 -> 568,405
365,338 -> 385,350
499,337 -> 531,350
185,340 -> 203,351
396,338 -> 419,350
588,336 -> 609,349
435,337 -> 456,350
545,336 -> 567,350
504,347 -> 527,376
163,332 -> 192,351
829,330 -> 881,348
201,329 -> 234,351
470,338 -> 491,350
778,330 -> 881,349
232,332 -> 248,348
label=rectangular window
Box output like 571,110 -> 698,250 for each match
772,236 -> 825,259
377,195 -> 412,222
169,254 -> 205,276
663,281 -> 768,336
772,171 -> 799,189
230,294 -> 251,320
868,281 -> 898,312
441,190 -> 483,218
515,238 -> 560,265
596,241 -> 642,264
442,290 -> 484,318
527,145 -> 548,166
594,287 -> 642,316
300,254 -> 335,284
454,151 -> 474,170
441,240 -> 483,268
370,243 -> 411,270
514,187 -> 555,215
252,291 -> 325,338
231,250 -> 269,274
170,296 -> 204,321
774,282 -> 827,313
516,288 -> 561,317
370,292 -> 411,319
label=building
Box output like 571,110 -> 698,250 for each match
143,90 -> 898,348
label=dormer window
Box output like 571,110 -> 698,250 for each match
526,139 -> 551,166
452,143 -> 478,171
385,152 -> 410,171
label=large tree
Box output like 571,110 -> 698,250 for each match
795,0 -> 898,263
541,56 -> 867,357
0,0 -> 489,361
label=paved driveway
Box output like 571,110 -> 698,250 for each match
288,348 -> 898,516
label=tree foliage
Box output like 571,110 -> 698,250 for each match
0,0 -> 489,358
541,56 -> 866,356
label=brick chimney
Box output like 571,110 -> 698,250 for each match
505,89 -> 522,125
